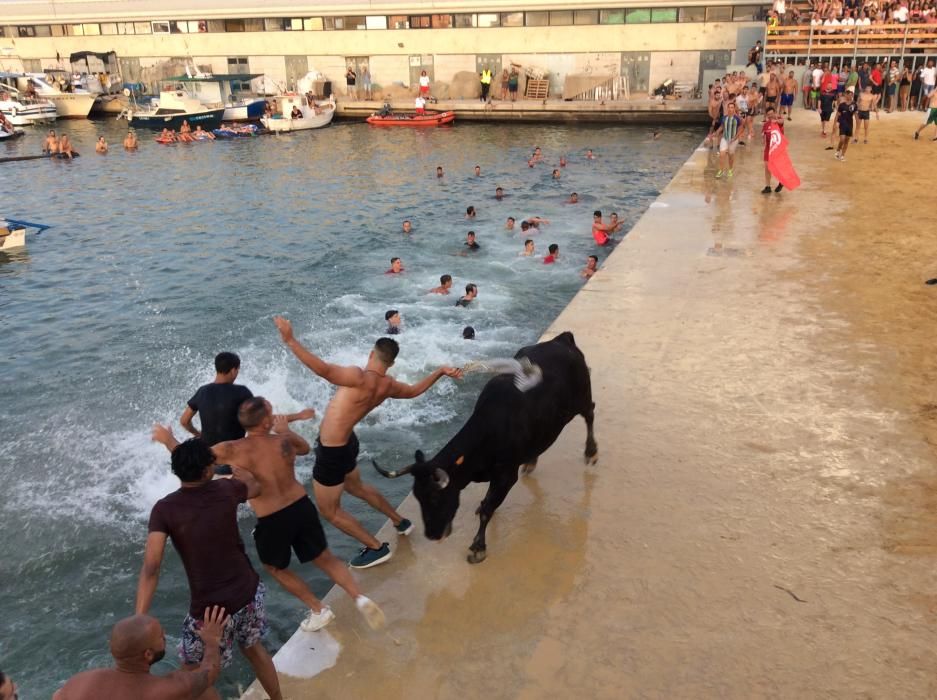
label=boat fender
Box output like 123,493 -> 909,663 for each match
122,88 -> 131,97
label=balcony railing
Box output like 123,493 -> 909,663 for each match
766,23 -> 937,58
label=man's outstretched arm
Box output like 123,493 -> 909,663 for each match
390,367 -> 463,400
274,316 -> 364,387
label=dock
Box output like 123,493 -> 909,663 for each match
335,97 -> 709,123
244,111 -> 937,699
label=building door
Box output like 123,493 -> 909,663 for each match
409,55 -> 434,90
699,50 -> 733,89
476,54 -> 502,83
119,56 -> 141,83
285,55 -> 309,91
736,27 -> 766,65
621,52 -> 651,94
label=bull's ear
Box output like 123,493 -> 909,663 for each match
415,450 -> 426,464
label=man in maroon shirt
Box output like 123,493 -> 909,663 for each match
136,438 -> 282,700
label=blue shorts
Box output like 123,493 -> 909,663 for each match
780,93 -> 794,107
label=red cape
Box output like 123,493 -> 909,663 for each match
764,122 -> 801,191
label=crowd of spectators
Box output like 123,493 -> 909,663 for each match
767,0 -> 937,26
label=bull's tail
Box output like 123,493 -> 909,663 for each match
462,357 -> 543,392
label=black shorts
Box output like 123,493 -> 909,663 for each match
839,123 -> 854,137
252,496 -> 327,569
871,84 -> 882,95
765,94 -> 777,104
313,432 -> 359,487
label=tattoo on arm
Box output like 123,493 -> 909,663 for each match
281,437 -> 294,459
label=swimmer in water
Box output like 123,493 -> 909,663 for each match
402,220 -> 412,234
386,257 -> 404,274
44,129 -> 58,154
585,149 -> 596,159
474,165 -> 481,176
123,131 -> 138,150
495,187 -> 504,201
456,283 -> 478,307
194,125 -> 215,140
581,255 -> 599,278
430,274 -> 452,294
591,210 -> 616,246
543,244 -> 559,264
609,212 -> 624,234
465,206 -> 476,219
505,216 -> 516,231
384,310 -> 401,335
527,159 -> 535,168
559,156 -> 567,167
531,146 -> 543,162
95,136 -> 108,154
436,166 -> 444,178
552,169 -> 560,179
462,326 -> 475,340
464,231 -> 480,251
567,192 -> 579,204
520,239 -> 535,256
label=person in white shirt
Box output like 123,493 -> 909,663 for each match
418,70 -> 431,98
894,4 -> 909,22
414,95 -> 426,115
921,60 -> 937,111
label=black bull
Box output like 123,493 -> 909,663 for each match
373,332 -> 598,563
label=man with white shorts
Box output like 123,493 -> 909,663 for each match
715,102 -> 742,178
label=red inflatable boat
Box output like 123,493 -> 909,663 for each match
365,111 -> 455,127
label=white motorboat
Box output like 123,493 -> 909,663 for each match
0,81 -> 57,126
166,65 -> 267,121
261,94 -> 335,133
22,74 -> 95,119
118,88 -> 225,131
0,218 -> 50,252
67,50 -> 132,115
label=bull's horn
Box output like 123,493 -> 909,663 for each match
432,468 -> 450,490
371,459 -> 413,479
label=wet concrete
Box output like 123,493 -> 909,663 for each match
244,112 -> 937,699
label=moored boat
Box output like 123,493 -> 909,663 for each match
261,94 -> 335,133
0,81 -> 58,126
366,110 -> 455,127
118,89 -> 225,131
169,68 -> 268,122
22,74 -> 95,119
0,218 -> 51,252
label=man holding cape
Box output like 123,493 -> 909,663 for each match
761,106 -> 801,194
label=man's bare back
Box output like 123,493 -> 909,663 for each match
214,407 -> 310,517
54,668 -> 206,700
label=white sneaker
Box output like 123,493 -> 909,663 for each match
355,595 -> 386,630
300,606 -> 335,632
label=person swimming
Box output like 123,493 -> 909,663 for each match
585,149 -> 596,159
567,192 -> 579,204
520,239 -> 535,257
386,257 -> 404,274
581,255 -> 599,278
495,187 -> 504,201
551,169 -> 560,179
505,217 -> 516,231
123,131 -> 138,149
465,206 -> 476,219
384,309 -> 401,335
462,326 -> 476,340
430,274 -> 452,294
543,244 -> 559,264
464,231 -> 480,251
455,283 -> 477,307
402,220 -> 412,234
474,165 -> 481,176
559,156 -> 567,167
436,166 -> 444,178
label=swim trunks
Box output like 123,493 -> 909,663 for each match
858,109 -> 870,120
765,94 -> 777,104
719,137 -> 738,153
926,108 -> 937,126
179,581 -> 268,667
313,432 -> 360,487
252,497 -> 328,568
780,93 -> 794,107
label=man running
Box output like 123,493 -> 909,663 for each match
274,317 -> 463,568
834,89 -> 857,161
914,88 -> 937,140
151,401 -> 385,632
714,101 -> 742,179
54,608 -> 228,700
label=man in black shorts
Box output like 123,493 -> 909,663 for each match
275,317 -> 462,569
181,352 -> 313,473
835,89 -> 857,161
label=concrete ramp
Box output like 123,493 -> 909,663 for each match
562,73 -> 613,100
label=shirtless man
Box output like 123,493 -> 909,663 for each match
430,273 -> 452,294
914,88 -> 937,141
152,400 -> 385,631
581,255 -> 599,278
402,219 -> 412,234
123,131 -> 138,150
274,317 -> 463,568
44,129 -> 58,154
781,71 -> 798,120
568,192 -> 579,204
505,216 -> 516,230
520,239 -> 536,256
95,136 -> 108,154
765,72 -> 782,115
53,608 -> 227,700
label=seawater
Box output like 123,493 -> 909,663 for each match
0,117 -> 701,697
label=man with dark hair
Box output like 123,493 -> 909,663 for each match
494,187 -> 504,201
462,326 -> 476,340
456,284 -> 477,307
274,316 -> 463,568
180,353 -> 312,474
386,257 -> 404,275
150,402 -> 385,634
543,244 -> 560,265
464,231 -> 480,251
0,671 -> 17,700
429,274 -> 452,294
54,608 -> 227,700
384,309 -> 401,335
505,216 -> 516,230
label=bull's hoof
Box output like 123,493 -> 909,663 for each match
467,548 -> 487,564
584,451 -> 599,465
521,461 -> 538,475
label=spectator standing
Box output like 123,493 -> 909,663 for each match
886,60 -> 900,112
418,70 -> 430,98
898,64 -> 911,111
910,66 -> 923,111
361,67 -> 372,100
747,41 -> 764,74
870,62 -> 884,115
508,67 -> 520,101
921,60 -> 936,111
345,66 -> 357,99
479,68 -> 493,102
500,69 -> 509,100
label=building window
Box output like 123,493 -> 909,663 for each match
651,8 -> 678,22
706,6 -> 734,21
116,22 -> 134,34
525,11 -> 549,26
17,26 -> 36,37
264,18 -> 281,31
388,15 -> 409,28
366,16 -> 387,29
224,19 -> 245,32
323,17 -> 345,30
626,9 -> 651,23
304,18 -> 323,30
66,24 -> 85,36
574,10 -> 599,24
82,23 -> 101,35
501,12 -> 524,27
476,13 -> 500,27
51,24 -> 66,36
409,16 -> 431,28
134,22 -> 151,34
679,7 -> 706,21
454,14 -> 474,28
151,21 -> 170,34
100,23 -> 117,35
432,14 -> 453,28
550,11 -> 573,25
342,16 -> 366,30
600,9 -> 626,24
227,57 -> 251,90
242,19 -> 262,32
732,5 -> 762,20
